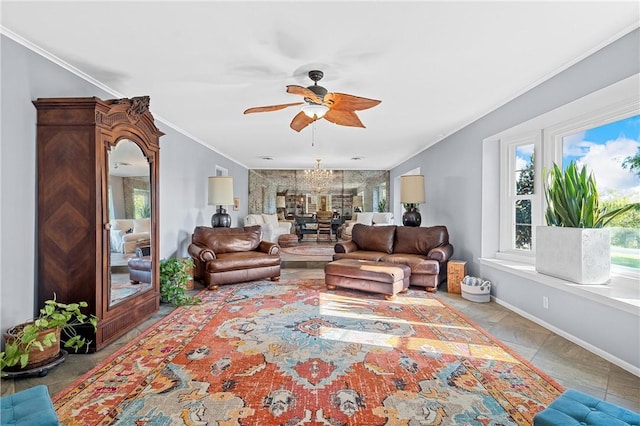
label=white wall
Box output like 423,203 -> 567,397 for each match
391,28 -> 640,371
0,34 -> 249,335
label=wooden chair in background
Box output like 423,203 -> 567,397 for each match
316,210 -> 334,242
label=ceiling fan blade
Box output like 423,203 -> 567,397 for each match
244,102 -> 303,114
323,109 -> 365,128
286,85 -> 323,104
290,111 -> 316,132
324,92 -> 381,111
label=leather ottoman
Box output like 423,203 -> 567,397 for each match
325,259 -> 411,300
533,389 -> 640,425
128,256 -> 152,284
278,233 -> 299,248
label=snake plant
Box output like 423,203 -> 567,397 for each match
543,161 -> 637,228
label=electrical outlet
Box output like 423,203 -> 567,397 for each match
543,296 -> 549,309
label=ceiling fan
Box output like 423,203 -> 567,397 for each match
243,70 -> 381,132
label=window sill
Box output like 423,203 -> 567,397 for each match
479,257 -> 640,316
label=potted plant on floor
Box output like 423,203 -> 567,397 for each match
159,257 -> 201,306
535,161 -> 637,284
1,295 -> 98,375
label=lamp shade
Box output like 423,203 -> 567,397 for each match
276,195 -> 286,208
208,176 -> 234,205
400,175 -> 425,203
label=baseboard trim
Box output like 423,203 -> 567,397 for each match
492,295 -> 640,378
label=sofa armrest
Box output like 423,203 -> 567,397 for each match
258,241 -> 280,255
428,244 -> 454,262
278,221 -> 293,233
188,243 -> 215,262
334,241 -> 358,253
122,231 -> 150,243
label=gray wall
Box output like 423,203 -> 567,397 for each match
391,29 -> 640,372
0,34 -> 248,332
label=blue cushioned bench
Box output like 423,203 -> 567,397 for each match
534,389 -> 640,426
0,385 -> 59,425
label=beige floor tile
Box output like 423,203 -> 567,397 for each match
604,392 -> 640,412
606,364 -> 640,408
486,322 -> 551,352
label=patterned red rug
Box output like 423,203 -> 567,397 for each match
53,279 -> 563,425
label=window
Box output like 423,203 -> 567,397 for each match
497,87 -> 639,273
559,115 -> 640,269
133,188 -> 150,219
500,132 -> 541,255
373,183 -> 387,212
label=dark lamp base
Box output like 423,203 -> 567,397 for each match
211,206 -> 231,228
402,208 -> 421,227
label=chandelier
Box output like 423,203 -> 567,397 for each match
304,159 -> 333,193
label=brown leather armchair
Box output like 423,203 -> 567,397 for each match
188,225 -> 281,290
128,243 -> 151,284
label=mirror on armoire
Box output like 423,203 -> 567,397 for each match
108,139 -> 152,307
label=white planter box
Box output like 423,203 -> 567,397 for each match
535,226 -> 611,285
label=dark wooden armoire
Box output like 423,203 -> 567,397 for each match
34,96 -> 163,351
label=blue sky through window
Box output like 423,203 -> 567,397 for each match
562,115 -> 640,201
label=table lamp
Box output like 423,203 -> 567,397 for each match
400,175 -> 425,227
208,176 -> 234,227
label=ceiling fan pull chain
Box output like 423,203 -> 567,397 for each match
311,121 -> 316,147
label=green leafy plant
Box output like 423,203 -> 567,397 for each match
402,203 -> 419,212
377,198 -> 387,212
543,161 -> 637,228
159,258 -> 201,306
1,295 -> 98,371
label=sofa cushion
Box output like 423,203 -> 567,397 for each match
206,251 -> 280,272
262,213 -> 279,225
372,212 -> 393,225
195,226 -> 261,254
111,219 -> 135,231
244,214 -> 265,226
352,224 -> 396,254
355,212 -> 374,225
382,254 -> 439,275
133,218 -> 151,233
333,251 -> 387,262
394,226 -> 449,255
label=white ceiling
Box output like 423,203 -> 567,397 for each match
2,1 -> 638,170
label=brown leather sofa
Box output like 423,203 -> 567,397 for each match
188,225 -> 281,290
333,224 -> 454,291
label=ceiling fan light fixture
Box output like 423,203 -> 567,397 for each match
301,103 -> 329,119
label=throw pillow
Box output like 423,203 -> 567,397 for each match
245,214 -> 264,226
125,228 -> 133,234
356,212 -> 374,225
262,214 -> 279,225
133,218 -> 151,233
372,212 -> 392,225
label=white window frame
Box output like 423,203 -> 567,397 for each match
494,75 -> 639,270
499,131 -> 542,257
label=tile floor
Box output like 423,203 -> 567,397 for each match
2,246 -> 639,414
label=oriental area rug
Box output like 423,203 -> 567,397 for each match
281,245 -> 336,256
53,279 -> 564,425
